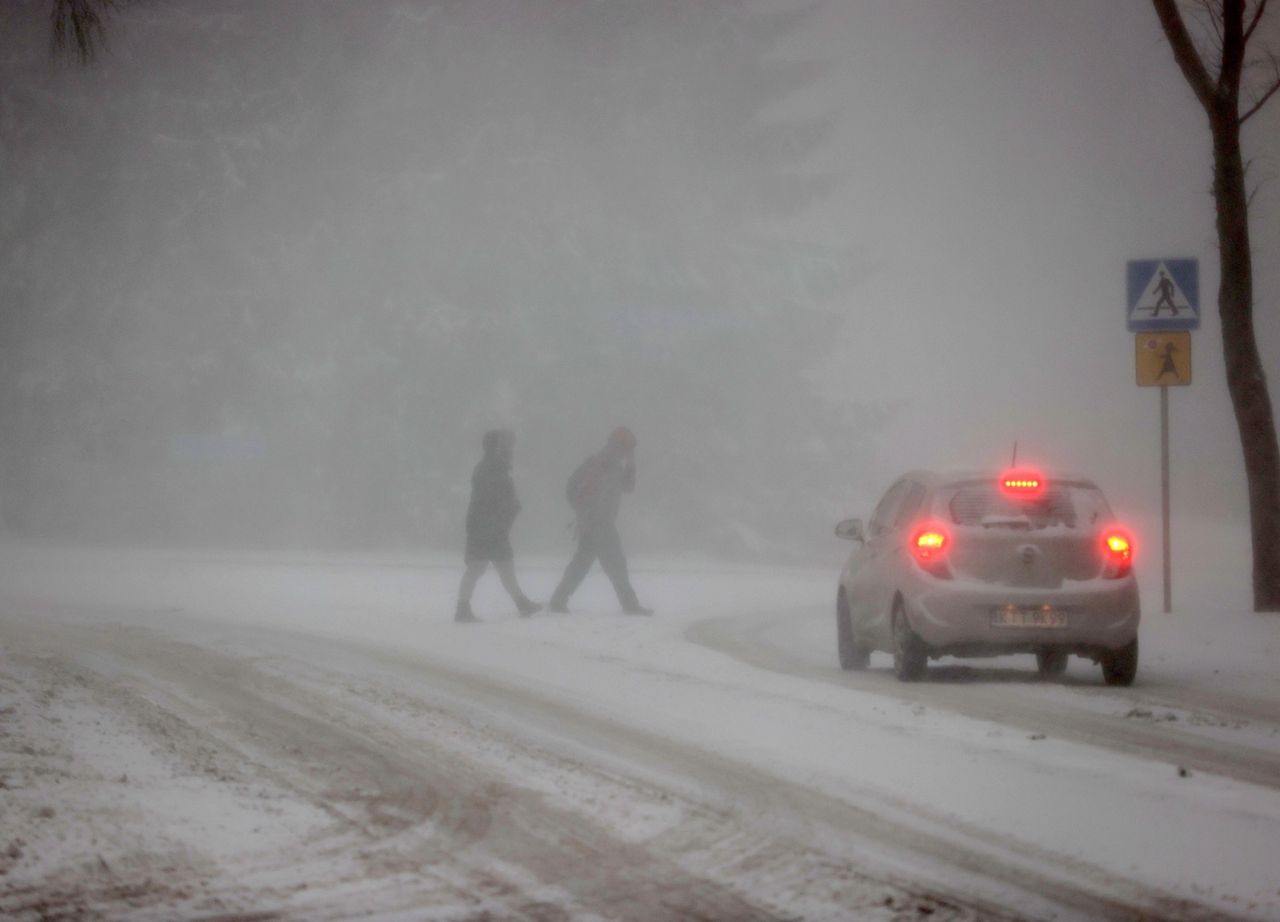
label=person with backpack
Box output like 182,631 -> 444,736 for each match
455,429 -> 541,623
549,426 -> 652,616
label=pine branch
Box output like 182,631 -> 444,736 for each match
50,0 -> 117,65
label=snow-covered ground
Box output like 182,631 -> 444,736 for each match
2,541 -> 1279,920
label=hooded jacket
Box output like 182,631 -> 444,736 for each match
567,449 -> 635,527
465,437 -> 520,561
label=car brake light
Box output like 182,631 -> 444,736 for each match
914,529 -> 946,558
1000,468 -> 1045,498
910,523 -> 951,575
1101,529 -> 1133,578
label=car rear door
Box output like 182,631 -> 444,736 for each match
943,481 -> 1110,588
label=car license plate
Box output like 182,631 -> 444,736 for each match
991,605 -> 1067,628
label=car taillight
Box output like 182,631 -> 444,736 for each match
1101,529 -> 1133,578
910,523 -> 952,576
1000,468 -> 1045,498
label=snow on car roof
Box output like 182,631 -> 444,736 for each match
903,469 -> 1101,489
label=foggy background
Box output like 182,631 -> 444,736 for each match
1,0 -> 1277,567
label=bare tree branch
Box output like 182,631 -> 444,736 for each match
1186,0 -> 1227,60
1244,0 -> 1269,42
1152,0 -> 1220,111
1245,153 -> 1278,208
1240,70 -> 1280,122
1204,0 -> 1226,48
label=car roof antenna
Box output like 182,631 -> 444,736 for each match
1011,440 -> 1018,467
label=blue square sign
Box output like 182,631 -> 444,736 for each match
1127,259 -> 1199,331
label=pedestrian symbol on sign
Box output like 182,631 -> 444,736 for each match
1152,272 -> 1178,316
1127,259 -> 1199,331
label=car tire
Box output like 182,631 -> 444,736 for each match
837,593 -> 870,671
892,604 -> 927,682
1036,649 -> 1069,679
1101,639 -> 1138,687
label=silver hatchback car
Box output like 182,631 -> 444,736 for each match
835,469 -> 1140,684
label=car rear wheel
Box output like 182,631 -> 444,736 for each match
1036,649 -> 1069,678
1101,639 -> 1138,687
837,593 -> 870,670
892,604 -> 927,682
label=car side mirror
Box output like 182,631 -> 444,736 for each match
835,518 -> 865,543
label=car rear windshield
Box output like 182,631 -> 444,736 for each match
944,483 -> 1110,530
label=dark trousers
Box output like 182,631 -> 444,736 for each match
551,521 -> 638,608
457,558 -> 526,606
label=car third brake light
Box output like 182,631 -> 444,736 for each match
1000,468 -> 1046,498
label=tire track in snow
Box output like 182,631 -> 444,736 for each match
244,623 -> 1238,922
1,613 -> 967,921
2,603 -> 1253,922
687,606 -> 1280,791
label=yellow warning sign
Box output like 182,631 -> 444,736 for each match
1136,331 -> 1191,386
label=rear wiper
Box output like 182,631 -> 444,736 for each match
980,516 -> 1032,530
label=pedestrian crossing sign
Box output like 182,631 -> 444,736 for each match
1136,331 -> 1191,386
1127,259 -> 1199,331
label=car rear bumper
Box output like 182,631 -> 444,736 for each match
906,576 -> 1140,655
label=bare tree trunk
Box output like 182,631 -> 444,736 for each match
1211,113 -> 1280,609
1152,0 -> 1280,610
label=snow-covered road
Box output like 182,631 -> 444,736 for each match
690,608 -> 1280,790
2,546 -> 1279,921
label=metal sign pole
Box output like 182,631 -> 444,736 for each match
1161,384 -> 1172,613
1128,257 -> 1197,616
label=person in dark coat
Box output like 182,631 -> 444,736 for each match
549,426 -> 651,615
456,429 -> 540,623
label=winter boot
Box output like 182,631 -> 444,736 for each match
517,597 -> 542,617
454,600 -> 480,623
548,596 -> 570,614
618,588 -> 652,616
